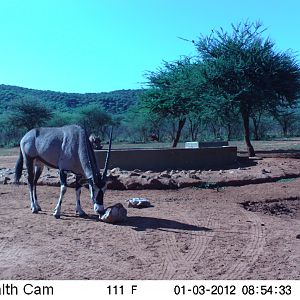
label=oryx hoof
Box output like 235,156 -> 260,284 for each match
94,204 -> 105,214
31,208 -> 39,214
37,206 -> 42,211
53,210 -> 61,219
76,211 -> 88,218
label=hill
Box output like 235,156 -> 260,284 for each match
0,84 -> 142,114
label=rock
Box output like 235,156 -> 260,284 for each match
143,177 -> 177,189
189,170 -> 197,174
160,170 -> 169,175
107,178 -> 126,190
99,203 -> 127,223
163,178 -> 177,189
169,170 -> 176,175
126,180 -> 144,190
126,198 -> 151,208
128,171 -> 140,177
189,174 -> 200,179
171,174 -> 181,179
179,170 -> 188,176
146,178 -> 165,189
0,176 -> 11,184
111,167 -> 121,173
159,172 -> 171,178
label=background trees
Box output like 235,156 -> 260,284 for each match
139,21 -> 300,152
72,105 -> 114,139
1,21 -> 300,150
195,21 -> 300,156
7,97 -> 53,131
140,58 -> 207,147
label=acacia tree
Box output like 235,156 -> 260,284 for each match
123,106 -> 165,142
196,21 -> 300,156
74,104 -> 113,139
272,108 -> 299,137
8,97 -> 53,131
141,58 -> 205,147
187,112 -> 206,141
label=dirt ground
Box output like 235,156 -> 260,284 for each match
0,154 -> 300,280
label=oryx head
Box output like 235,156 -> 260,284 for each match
85,127 -> 113,214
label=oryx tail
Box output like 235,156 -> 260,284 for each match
15,150 -> 24,184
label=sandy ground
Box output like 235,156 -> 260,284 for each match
0,154 -> 300,280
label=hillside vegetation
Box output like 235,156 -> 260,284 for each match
0,84 -> 141,114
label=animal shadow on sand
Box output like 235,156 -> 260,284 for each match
58,214 -> 212,234
120,216 -> 212,233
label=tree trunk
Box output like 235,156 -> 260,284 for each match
226,122 -> 232,141
172,118 -> 186,147
242,112 -> 255,157
282,119 -> 288,137
252,113 -> 262,141
188,118 -> 197,141
252,118 -> 259,140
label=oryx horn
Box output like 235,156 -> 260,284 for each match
102,127 -> 113,180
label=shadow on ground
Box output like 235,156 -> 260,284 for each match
120,216 -> 212,232
56,214 -> 212,233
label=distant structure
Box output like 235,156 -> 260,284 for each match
149,133 -> 159,142
89,134 -> 103,150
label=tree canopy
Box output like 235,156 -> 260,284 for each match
141,58 -> 207,147
73,104 -> 114,139
195,21 -> 300,155
7,97 -> 53,131
139,21 -> 300,152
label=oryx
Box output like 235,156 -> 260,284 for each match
15,124 -> 112,219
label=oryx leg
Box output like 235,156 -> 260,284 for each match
75,175 -> 87,217
53,170 -> 67,219
25,157 -> 39,213
32,160 -> 44,211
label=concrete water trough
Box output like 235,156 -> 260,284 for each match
95,146 -> 237,171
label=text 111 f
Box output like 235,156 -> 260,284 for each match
107,285 -> 138,295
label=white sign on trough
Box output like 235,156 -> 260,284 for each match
185,141 -> 229,148
185,142 -> 199,148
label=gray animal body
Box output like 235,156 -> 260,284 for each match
15,124 -> 112,218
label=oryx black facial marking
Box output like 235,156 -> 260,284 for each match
15,125 -> 113,219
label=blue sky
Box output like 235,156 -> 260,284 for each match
0,0 -> 299,93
